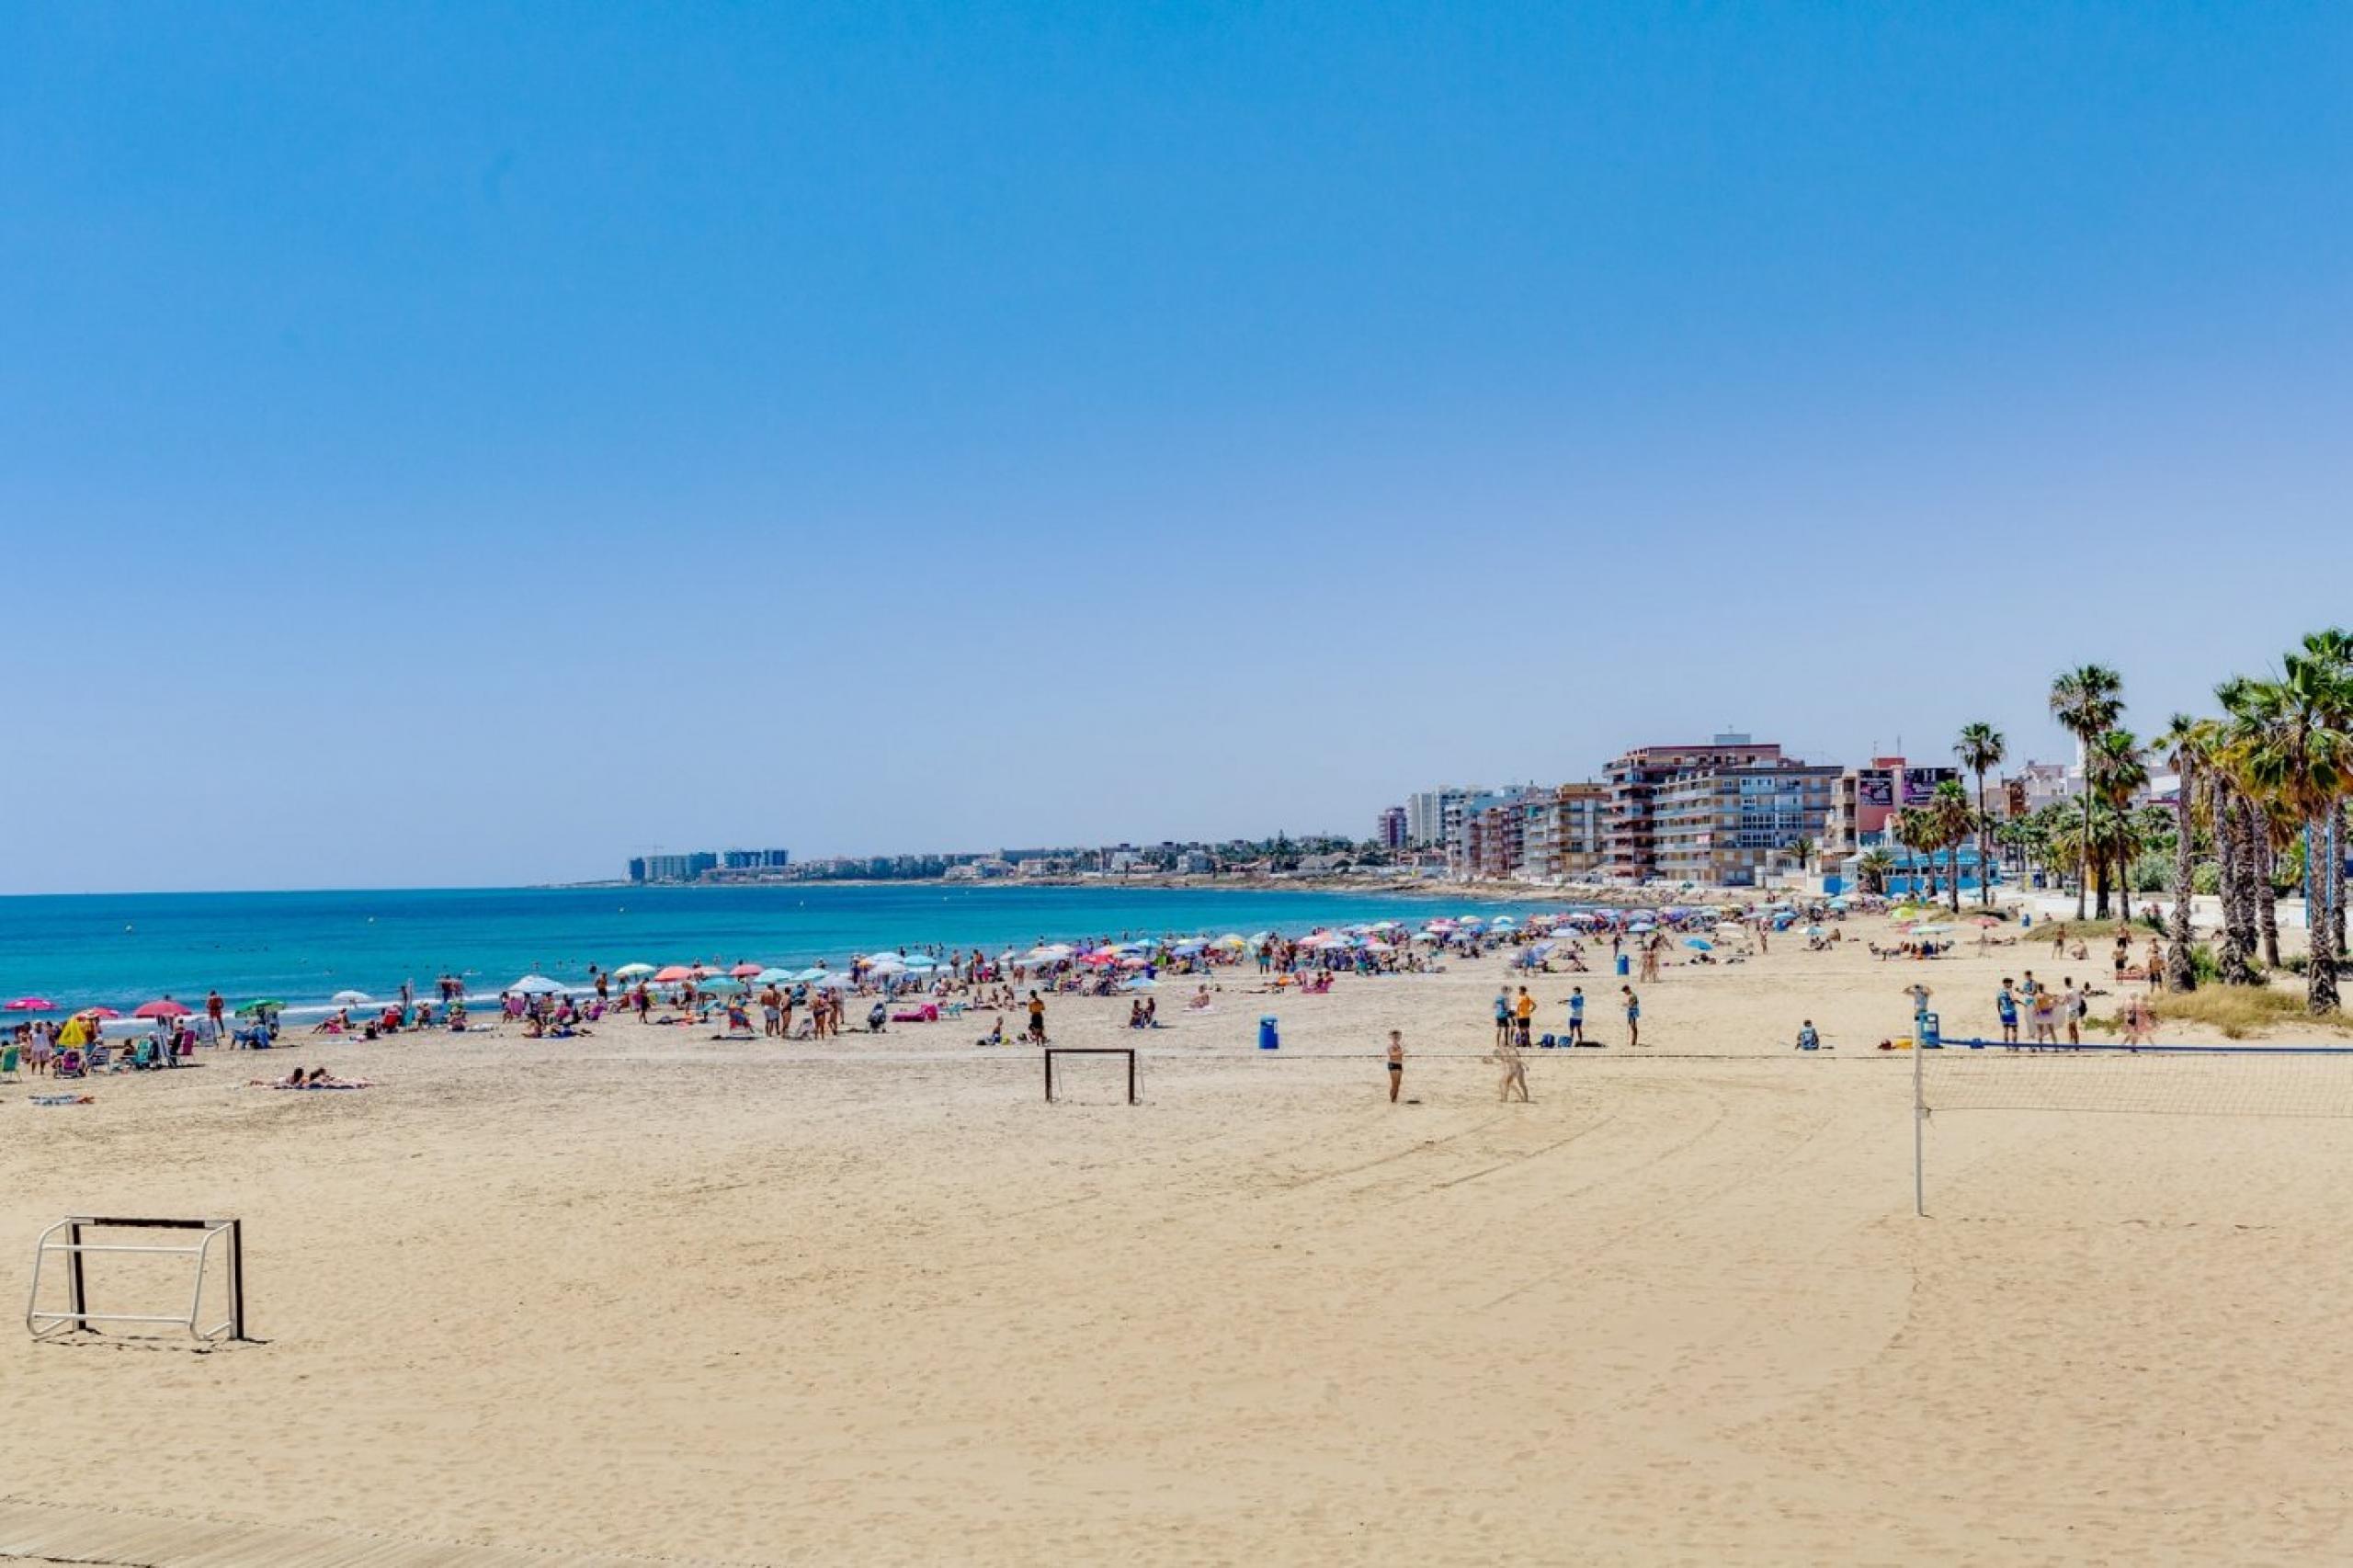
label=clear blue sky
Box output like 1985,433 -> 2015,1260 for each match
6,2 -> 2350,892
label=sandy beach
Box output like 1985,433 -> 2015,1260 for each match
6,916 -> 2350,1565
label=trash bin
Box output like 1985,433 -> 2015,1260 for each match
1920,1011 -> 1942,1050
1615,954 -> 1631,977
1258,1017 -> 1279,1051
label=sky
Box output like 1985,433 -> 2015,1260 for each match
5,2 -> 2351,892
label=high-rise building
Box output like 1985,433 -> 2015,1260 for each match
1604,735 -> 1836,887
1375,806 -> 1408,849
1518,783 -> 1608,881
1406,788 -> 1483,849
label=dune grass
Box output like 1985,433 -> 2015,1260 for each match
2089,981 -> 2353,1040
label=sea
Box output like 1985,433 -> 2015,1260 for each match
0,882 -> 1529,1015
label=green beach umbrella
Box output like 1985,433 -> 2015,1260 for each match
234,998 -> 286,1017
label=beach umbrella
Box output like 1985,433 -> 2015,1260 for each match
1972,916 -> 2003,928
699,975 -> 746,994
1119,976 -> 1157,991
3,997 -> 57,1011
1213,934 -> 1246,949
1490,916 -> 1516,927
753,968 -> 796,984
729,963 -> 764,979
75,1006 -> 121,1019
653,965 -> 694,983
611,963 -> 658,979
327,991 -> 372,1007
507,974 -> 566,995
1118,955 -> 1149,969
812,972 -> 856,990
899,954 -> 939,970
134,1000 -> 193,1018
1171,940 -> 1207,954
1912,923 -> 1953,935
1685,937 -> 1713,951
1803,925 -> 1825,937
789,968 -> 831,983
234,999 -> 286,1017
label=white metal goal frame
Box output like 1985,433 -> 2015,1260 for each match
27,1216 -> 247,1343
1043,1046 -> 1139,1105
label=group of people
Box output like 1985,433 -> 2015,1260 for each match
1489,983 -> 1637,1049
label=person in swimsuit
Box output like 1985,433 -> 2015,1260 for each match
1489,1035 -> 1531,1102
1385,1029 -> 1405,1103
1621,985 -> 1641,1048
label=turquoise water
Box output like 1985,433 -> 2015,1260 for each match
0,883 -> 1519,1013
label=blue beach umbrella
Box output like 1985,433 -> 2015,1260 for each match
1684,937 -> 1712,951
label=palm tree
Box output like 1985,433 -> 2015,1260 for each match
1930,778 -> 1974,914
1954,722 -> 2006,907
2155,712 -> 2211,991
2212,676 -> 2268,979
2298,629 -> 2353,960
2088,728 -> 2150,923
2236,647 -> 2353,1015
1857,847 -> 1895,895
1890,808 -> 1931,901
2051,665 -> 2125,919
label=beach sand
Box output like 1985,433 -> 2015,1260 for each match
6,917 -> 2350,1564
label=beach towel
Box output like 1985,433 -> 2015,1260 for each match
32,1094 -> 94,1107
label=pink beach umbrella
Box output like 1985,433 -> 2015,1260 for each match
729,963 -> 764,978
132,999 -> 192,1018
3,996 -> 57,1012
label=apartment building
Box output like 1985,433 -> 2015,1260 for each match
1604,735 -> 1836,887
1518,782 -> 1608,881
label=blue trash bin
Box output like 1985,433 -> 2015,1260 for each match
1258,1017 -> 1279,1051
1615,954 -> 1631,977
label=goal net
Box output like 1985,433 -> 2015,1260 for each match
1043,1047 -> 1138,1105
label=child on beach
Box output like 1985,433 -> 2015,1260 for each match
1386,1029 -> 1405,1103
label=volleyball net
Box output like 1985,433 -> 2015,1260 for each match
1912,1040 -> 2353,1214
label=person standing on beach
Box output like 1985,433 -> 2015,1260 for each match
1621,984 -> 1641,1048
2061,978 -> 2082,1045
1565,985 -> 1585,1046
1513,986 -> 1536,1047
1997,980 -> 2019,1047
1493,989 -> 1511,1047
1027,991 -> 1047,1045
1488,1033 -> 1531,1102
1385,1029 -> 1405,1103
205,990 -> 224,1041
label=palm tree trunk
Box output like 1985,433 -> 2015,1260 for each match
1975,772 -> 1992,907
2256,811 -> 2281,970
2311,809 -> 2342,1015
2165,773 -> 2197,991
2119,843 -> 2133,925
2325,805 -> 2343,965
1947,837 -> 1961,914
2077,790 -> 2091,921
2216,780 -> 2256,985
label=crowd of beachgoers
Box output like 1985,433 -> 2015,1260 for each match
3,894 -> 1906,1079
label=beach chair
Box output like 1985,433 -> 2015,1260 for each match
0,1045 -> 17,1081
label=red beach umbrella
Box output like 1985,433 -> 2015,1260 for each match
729,963 -> 763,978
133,999 -> 192,1018
653,965 -> 694,983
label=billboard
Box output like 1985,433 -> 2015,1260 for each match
1857,772 -> 1894,809
1902,767 -> 1954,806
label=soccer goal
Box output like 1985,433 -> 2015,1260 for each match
27,1216 -> 247,1343
1044,1046 -> 1138,1105
1912,1040 -> 2353,1215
